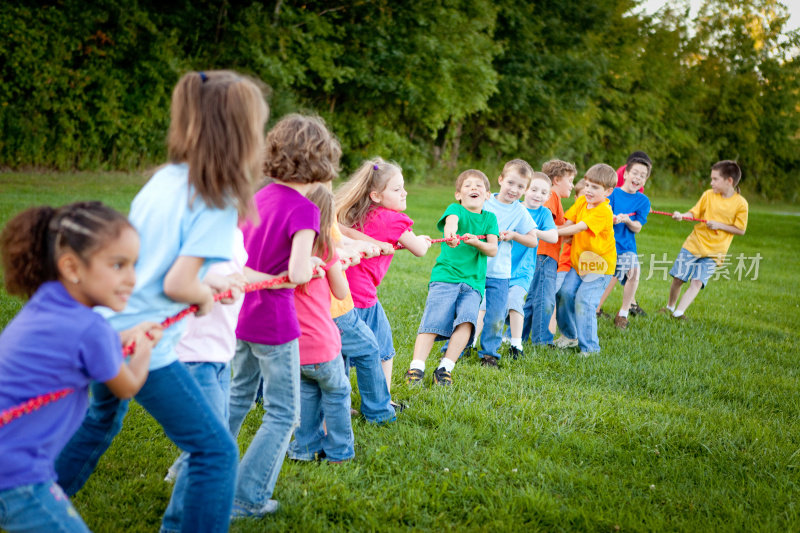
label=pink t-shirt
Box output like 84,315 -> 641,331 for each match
237,183 -> 320,345
345,207 -> 413,308
295,253 -> 342,365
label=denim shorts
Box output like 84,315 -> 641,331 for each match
669,247 -> 716,288
614,251 -> 640,286
418,282 -> 481,343
355,300 -> 395,362
506,284 -> 527,315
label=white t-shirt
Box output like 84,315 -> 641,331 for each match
483,195 -> 537,279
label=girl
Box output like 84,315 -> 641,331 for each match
288,185 -> 354,463
55,70 -> 269,533
0,202 -> 159,533
228,114 -> 341,517
335,158 -> 431,399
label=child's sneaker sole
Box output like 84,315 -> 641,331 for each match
404,368 -> 425,385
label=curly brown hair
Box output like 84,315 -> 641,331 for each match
264,114 -> 342,185
542,159 -> 578,183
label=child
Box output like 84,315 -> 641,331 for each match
227,114 -> 341,517
661,160 -> 748,319
522,159 -> 578,346
555,164 -> 617,355
288,185 -> 355,462
335,158 -> 432,398
549,179 -> 586,335
55,70 -> 268,533
0,202 -> 159,533
404,169 -> 499,386
597,155 -> 652,329
505,172 -> 559,357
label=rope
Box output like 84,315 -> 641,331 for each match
622,210 -> 707,224
393,234 -> 487,250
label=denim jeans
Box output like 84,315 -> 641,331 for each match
354,301 -> 395,362
522,255 -> 557,345
556,269 -> 611,352
162,361 -> 231,533
0,482 -> 89,532
228,339 -> 300,512
288,355 -> 354,462
333,309 -> 395,424
478,277 -> 509,359
55,361 -> 238,533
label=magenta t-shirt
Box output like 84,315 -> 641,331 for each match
295,253 -> 342,365
345,207 -> 413,308
236,183 -> 320,345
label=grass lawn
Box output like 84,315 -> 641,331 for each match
1,171 -> 799,532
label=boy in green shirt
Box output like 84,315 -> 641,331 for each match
404,170 -> 499,386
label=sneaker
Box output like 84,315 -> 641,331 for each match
657,307 -> 673,315
432,367 -> 452,386
390,400 -> 407,413
163,468 -> 177,484
508,346 -> 523,359
461,345 -> 477,358
501,337 -> 511,346
231,500 -> 279,519
614,314 -> 628,330
596,308 -> 611,319
480,354 -> 499,367
553,336 -> 578,349
404,368 -> 425,386
671,313 -> 687,321
629,302 -> 647,317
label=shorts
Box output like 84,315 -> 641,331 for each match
418,282 -> 481,345
669,247 -> 716,288
354,300 -> 395,362
506,284 -> 527,315
614,252 -> 640,286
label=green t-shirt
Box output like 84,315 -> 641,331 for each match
429,203 -> 500,297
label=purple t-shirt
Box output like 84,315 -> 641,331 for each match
0,281 -> 122,490
236,182 -> 320,345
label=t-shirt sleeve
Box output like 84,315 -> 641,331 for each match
181,203 -> 238,263
288,201 -> 321,238
437,204 -> 461,232
689,191 -> 708,219
564,199 -> 581,223
734,198 -> 749,230
79,320 -> 124,383
382,211 -> 414,242
516,205 -> 537,234
485,211 -> 499,236
538,209 -> 556,232
636,195 -> 651,226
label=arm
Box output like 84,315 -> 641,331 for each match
339,223 -> 394,255
326,260 -> 350,300
705,220 -> 745,235
397,229 -> 432,257
288,229 -> 317,284
163,256 -> 214,316
558,221 -> 588,237
464,233 -> 498,257
537,228 -> 559,243
501,229 -> 538,248
672,210 -> 694,221
443,215 -> 460,248
615,214 -> 643,233
243,266 -> 297,289
106,323 -> 163,399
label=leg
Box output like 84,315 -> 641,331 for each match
442,322 -> 474,364
228,340 -> 261,438
667,276 -> 684,308
675,279 -> 703,314
529,256 -> 558,345
508,310 -> 524,340
381,359 -> 393,394
597,276 -> 617,312
575,275 -> 611,353
355,302 -> 396,394
315,357 -> 355,462
474,309 -> 485,344
555,269 -> 580,341
287,371 -> 325,461
478,277 -> 508,359
411,333 -> 438,364
620,267 -> 640,314
0,482 -> 90,533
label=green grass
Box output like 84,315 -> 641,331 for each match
2,172 -> 799,532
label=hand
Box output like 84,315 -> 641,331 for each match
359,242 -> 381,259
378,242 -> 395,255
462,233 -> 480,246
672,211 -> 684,221
615,214 -> 629,224
194,286 -> 215,317
120,321 -> 163,347
310,256 -> 326,279
445,231 -> 460,248
420,235 -> 432,250
499,230 -> 515,242
706,220 -> 721,230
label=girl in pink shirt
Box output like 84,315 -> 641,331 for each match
335,158 -> 431,400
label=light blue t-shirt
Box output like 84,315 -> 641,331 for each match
510,205 -> 557,289
105,163 -> 238,370
484,195 -> 537,279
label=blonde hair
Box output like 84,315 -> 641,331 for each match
584,163 -> 617,188
264,114 -> 341,185
501,159 -> 534,182
574,178 -> 587,195
168,70 -> 268,218
306,184 -> 335,263
455,169 -> 491,192
335,157 -> 402,228
530,171 -> 551,186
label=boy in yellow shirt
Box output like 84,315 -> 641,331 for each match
661,160 -> 748,319
554,164 -> 617,355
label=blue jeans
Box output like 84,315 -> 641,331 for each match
556,269 -> 611,352
522,255 -> 557,345
479,277 -> 509,359
228,339 -> 300,512
354,301 -> 395,362
162,361 -> 231,533
55,361 -> 238,533
333,309 -> 395,424
288,355 -> 354,462
0,482 -> 89,532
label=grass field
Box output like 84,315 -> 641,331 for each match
1,171 -> 799,532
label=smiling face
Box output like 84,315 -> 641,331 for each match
371,169 -> 407,212
551,172 -> 576,199
582,180 -> 614,208
496,171 -> 529,204
622,163 -> 649,193
524,177 -> 551,209
456,175 -> 491,212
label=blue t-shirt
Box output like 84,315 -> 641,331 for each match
483,195 -> 537,279
104,163 -> 238,370
0,282 -> 121,490
609,188 -> 650,254
510,206 -> 556,289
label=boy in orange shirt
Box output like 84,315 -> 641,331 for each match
554,164 -> 617,355
549,179 -> 586,335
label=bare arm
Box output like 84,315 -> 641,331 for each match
706,220 -> 745,235
339,223 -> 394,255
501,229 -> 538,248
557,221 -> 588,237
397,229 -> 432,257
243,267 -> 297,289
464,233 -> 498,257
326,260 -> 350,300
164,256 -> 214,316
615,214 -> 643,233
537,228 -> 559,243
288,229 -> 317,284
443,215 -> 460,248
106,324 -> 163,399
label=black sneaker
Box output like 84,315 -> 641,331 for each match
596,308 -> 611,319
404,368 -> 424,386
390,400 -> 407,413
508,346 -> 523,359
432,367 -> 452,386
461,345 -> 477,358
480,354 -> 499,367
630,302 -> 647,317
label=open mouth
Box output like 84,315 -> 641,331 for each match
469,192 -> 480,198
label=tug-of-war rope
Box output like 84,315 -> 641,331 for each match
0,210 -> 708,428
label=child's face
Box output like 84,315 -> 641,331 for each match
524,178 -> 551,209
371,170 -> 407,212
551,173 -> 576,198
582,180 -> 614,208
622,163 -> 649,193
496,171 -> 529,204
456,176 -> 491,213
710,169 -> 735,195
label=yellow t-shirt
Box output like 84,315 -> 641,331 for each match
330,224 -> 355,318
682,190 -> 748,265
564,196 -> 616,276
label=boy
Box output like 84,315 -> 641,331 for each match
661,160 -> 748,319
404,170 -> 499,386
598,155 -> 652,329
522,159 -> 578,346
549,179 -> 586,336
555,164 -> 617,355
475,159 -> 539,367
505,172 -> 559,357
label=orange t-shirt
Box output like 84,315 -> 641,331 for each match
557,241 -> 572,273
330,224 -> 355,318
564,196 -> 616,276
537,190 -> 565,260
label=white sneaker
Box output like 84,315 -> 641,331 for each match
501,337 -> 510,345
553,336 -> 578,349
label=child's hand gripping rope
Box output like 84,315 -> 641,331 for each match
393,234 -> 488,250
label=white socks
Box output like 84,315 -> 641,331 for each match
672,309 -> 684,318
618,310 -> 629,318
409,359 -> 426,372
438,358 -> 456,373
665,305 -> 675,312
510,337 -> 523,350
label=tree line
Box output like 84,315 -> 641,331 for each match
1,0 -> 798,200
